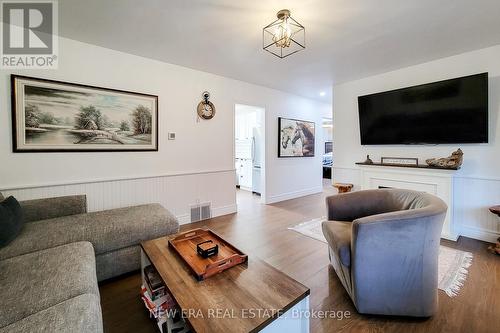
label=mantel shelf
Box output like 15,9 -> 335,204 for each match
355,162 -> 459,171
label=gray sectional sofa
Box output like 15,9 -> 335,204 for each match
0,192 -> 179,332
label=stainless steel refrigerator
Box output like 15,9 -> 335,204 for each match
251,127 -> 262,195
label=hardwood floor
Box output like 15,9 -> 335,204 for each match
100,181 -> 500,333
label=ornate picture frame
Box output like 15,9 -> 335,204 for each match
11,75 -> 158,152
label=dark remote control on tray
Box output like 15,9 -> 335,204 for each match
197,240 -> 218,258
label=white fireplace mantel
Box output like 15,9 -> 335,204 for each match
358,165 -> 458,241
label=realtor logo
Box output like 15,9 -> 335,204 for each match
1,0 -> 58,68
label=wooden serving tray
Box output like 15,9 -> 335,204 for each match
168,228 -> 248,281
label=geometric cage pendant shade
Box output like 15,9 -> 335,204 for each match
263,9 -> 305,58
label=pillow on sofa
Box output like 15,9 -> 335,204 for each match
0,196 -> 24,247
0,192 -> 4,201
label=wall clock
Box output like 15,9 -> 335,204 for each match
197,91 -> 216,120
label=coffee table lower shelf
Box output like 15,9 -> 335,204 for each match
140,245 -> 310,333
141,251 -> 191,333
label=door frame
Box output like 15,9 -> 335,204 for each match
233,103 -> 266,204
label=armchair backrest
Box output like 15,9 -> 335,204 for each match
326,189 -> 407,221
326,189 -> 446,221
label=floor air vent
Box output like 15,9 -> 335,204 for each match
190,203 -> 212,223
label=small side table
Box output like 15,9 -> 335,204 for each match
488,206 -> 500,255
333,183 -> 353,193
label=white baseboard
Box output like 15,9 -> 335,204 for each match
459,225 -> 499,243
176,204 -> 237,225
212,204 -> 238,217
441,232 -> 459,242
265,186 -> 323,204
176,214 -> 191,225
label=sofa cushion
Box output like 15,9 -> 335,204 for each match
20,195 -> 87,223
0,203 -> 179,261
0,196 -> 24,248
322,220 -> 352,267
0,241 -> 99,328
96,245 -> 141,282
0,294 -> 103,333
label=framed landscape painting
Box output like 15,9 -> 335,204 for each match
278,117 -> 315,157
11,75 -> 158,152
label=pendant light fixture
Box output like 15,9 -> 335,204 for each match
263,9 -> 305,58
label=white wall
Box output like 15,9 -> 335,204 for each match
333,45 -> 500,242
265,99 -> 326,203
0,37 -> 329,221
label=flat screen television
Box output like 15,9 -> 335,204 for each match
358,73 -> 488,145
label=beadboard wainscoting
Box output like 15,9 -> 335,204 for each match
454,176 -> 500,242
1,170 -> 237,225
333,166 -> 500,243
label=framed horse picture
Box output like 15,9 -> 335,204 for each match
278,117 -> 315,157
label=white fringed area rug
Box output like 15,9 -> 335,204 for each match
289,218 -> 473,297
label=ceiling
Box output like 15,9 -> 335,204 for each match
59,0 -> 500,102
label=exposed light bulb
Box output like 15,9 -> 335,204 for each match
319,92 -> 326,97
273,16 -> 293,48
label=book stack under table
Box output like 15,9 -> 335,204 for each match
141,252 -> 191,333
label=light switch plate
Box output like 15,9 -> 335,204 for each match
168,132 -> 176,140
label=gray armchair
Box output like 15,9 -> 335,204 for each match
322,189 -> 447,317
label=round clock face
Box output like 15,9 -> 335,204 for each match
203,104 -> 212,116
197,101 -> 216,119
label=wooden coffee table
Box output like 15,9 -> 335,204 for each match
141,235 -> 310,333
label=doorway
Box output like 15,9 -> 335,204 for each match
234,104 -> 265,202
322,117 -> 333,180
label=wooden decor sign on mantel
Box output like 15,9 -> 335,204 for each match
381,157 -> 419,167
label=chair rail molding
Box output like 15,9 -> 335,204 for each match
0,168 -> 237,191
